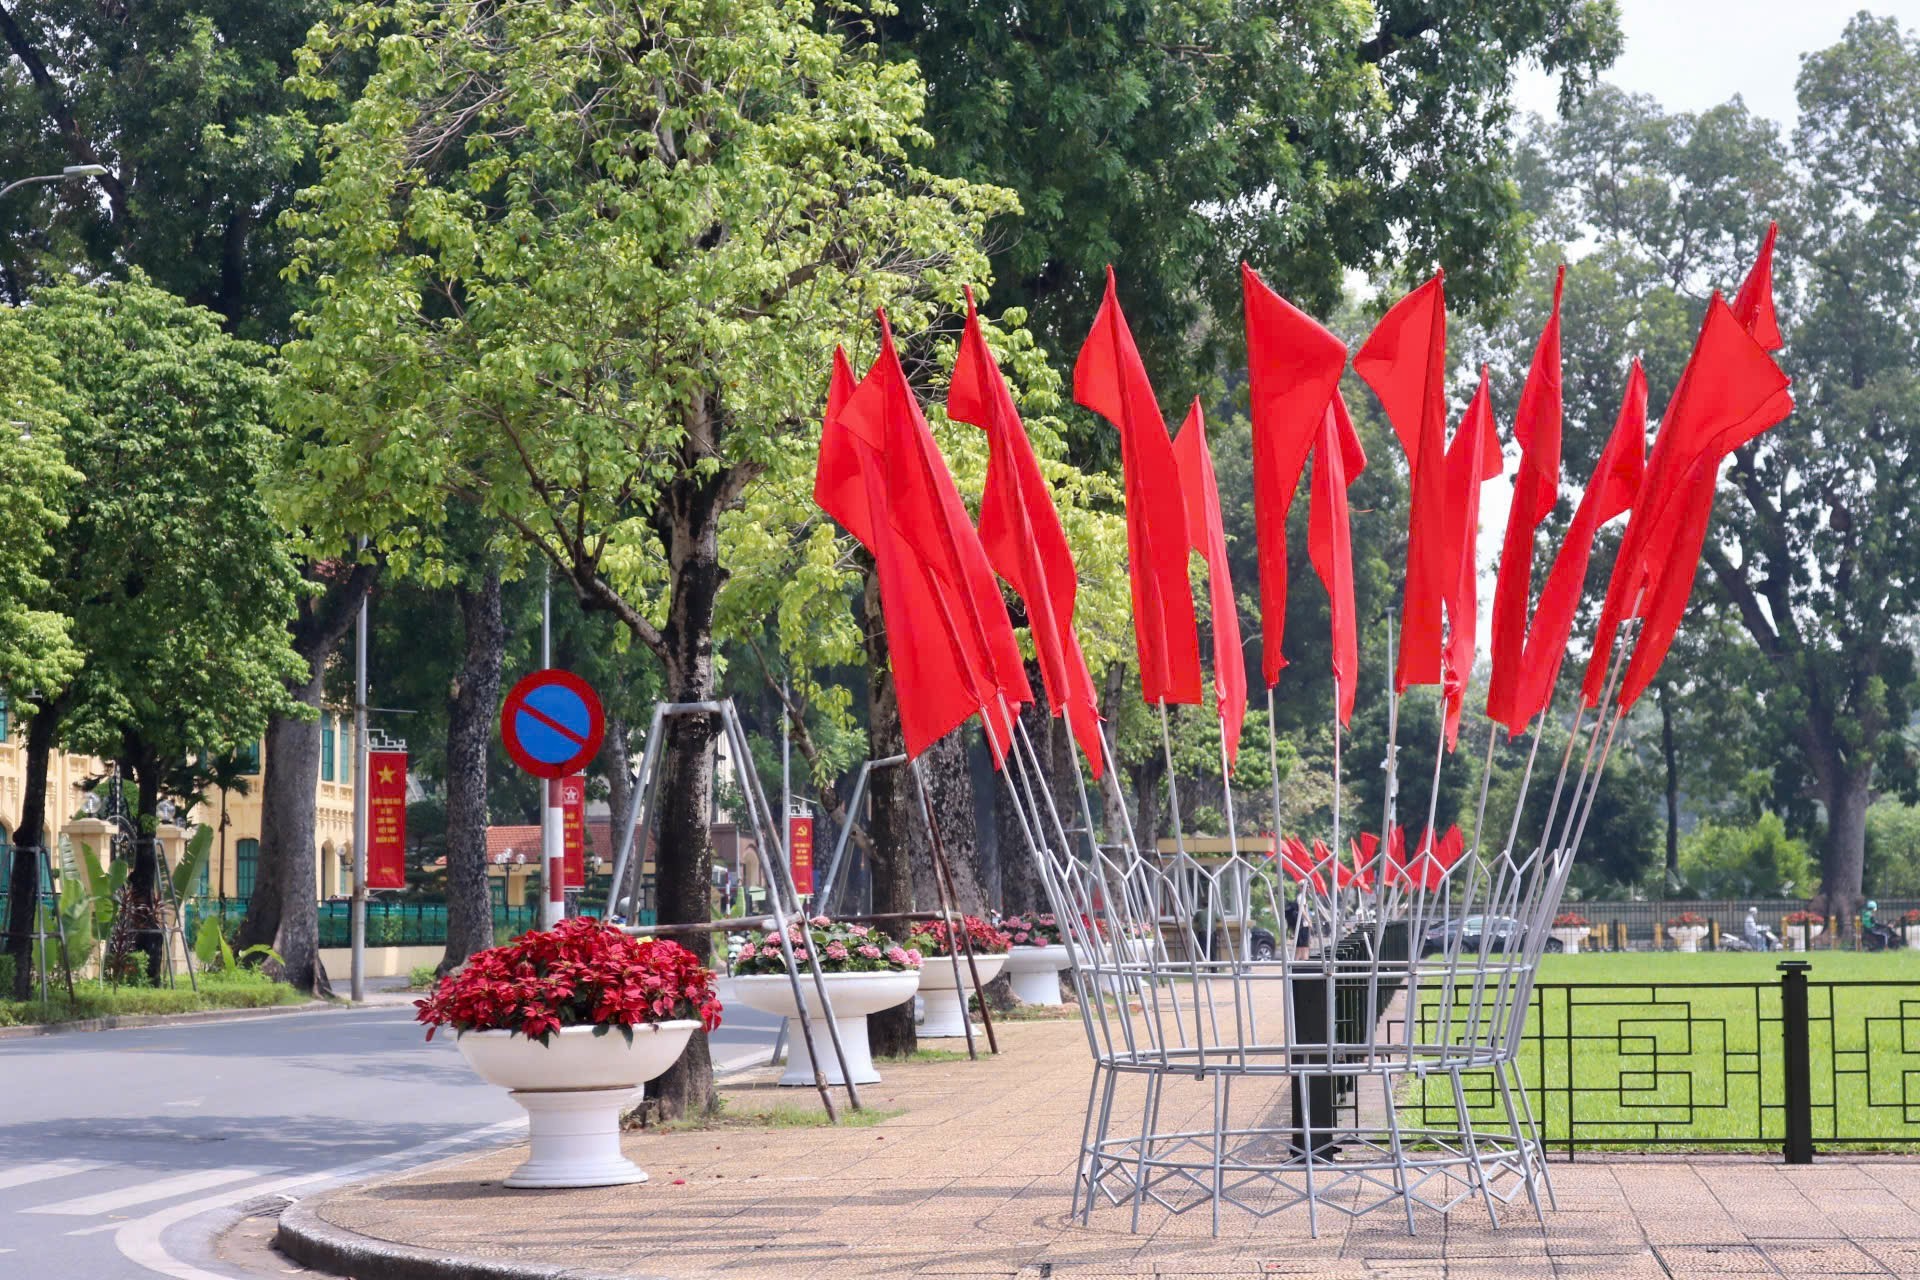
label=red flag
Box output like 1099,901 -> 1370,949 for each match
812,347 -> 872,547
1485,267 -> 1564,735
950,289 -> 1106,778
1582,295 -> 1791,707
1730,221 -> 1782,352
1354,272 -> 1449,690
1440,367 -> 1503,748
1348,832 -> 1380,891
1171,399 -> 1247,765
1075,267 -> 1203,707
835,317 -> 1030,758
1279,834 -> 1328,892
1511,360 -> 1647,726
1241,263 -> 1348,686
1308,392 -> 1368,725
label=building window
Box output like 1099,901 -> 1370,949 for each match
236,740 -> 261,776
0,824 -> 11,896
321,717 -> 336,783
236,838 -> 259,901
0,691 -> 9,742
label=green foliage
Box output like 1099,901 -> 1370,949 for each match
1865,800 -> 1920,898
0,311 -> 82,699
1678,813 -> 1814,899
0,969 -> 305,1027
171,828 -> 215,908
870,0 -> 1623,405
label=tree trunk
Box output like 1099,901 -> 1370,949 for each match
911,731 -> 987,918
995,688 -> 1053,917
441,571 -> 504,974
236,561 -> 375,994
5,699 -> 58,1000
1660,682 -> 1680,886
122,737 -> 168,984
860,560 -> 916,1058
598,711 -> 633,912
640,471 -> 731,1121
1821,767 -> 1871,930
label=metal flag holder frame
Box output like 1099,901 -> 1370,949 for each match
981,625 -> 1648,1238
3,843 -> 78,1009
604,698 -> 861,1120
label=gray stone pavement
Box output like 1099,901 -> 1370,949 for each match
274,1016 -> 1920,1280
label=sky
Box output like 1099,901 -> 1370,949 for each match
1512,1 -> 1920,130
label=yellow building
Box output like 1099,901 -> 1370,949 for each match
0,698 -> 355,902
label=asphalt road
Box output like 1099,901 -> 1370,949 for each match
0,996 -> 781,1279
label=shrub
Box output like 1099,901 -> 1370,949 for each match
732,917 -> 920,975
1678,813 -> 1813,898
1553,912 -> 1590,929
1903,909 -> 1920,926
1785,910 -> 1823,926
1667,912 -> 1709,928
414,918 -> 720,1044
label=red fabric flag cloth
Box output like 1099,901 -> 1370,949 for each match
1348,831 -> 1380,891
1308,392 -> 1368,725
1511,360 -> 1648,727
1241,263 -> 1348,686
812,346 -> 872,546
1485,267 -> 1565,736
1280,835 -> 1328,892
817,359 -> 989,759
1440,367 -> 1503,748
950,289 -> 1105,778
1172,399 -> 1248,765
836,313 -> 1031,758
1383,825 -> 1410,889
1354,272 -> 1450,690
1582,294 -> 1792,707
1731,221 -> 1782,351
1075,267 -> 1203,706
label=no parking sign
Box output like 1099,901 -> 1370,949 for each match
500,669 -> 605,779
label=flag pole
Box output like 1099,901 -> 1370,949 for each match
1157,700 -> 1187,858
1266,685 -> 1285,859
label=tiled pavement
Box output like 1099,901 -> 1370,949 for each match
289,1017 -> 1920,1279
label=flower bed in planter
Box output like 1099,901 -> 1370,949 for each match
998,914 -> 1071,1004
1667,913 -> 1710,953
416,918 -> 720,1187
1551,913 -> 1591,955
728,917 -> 921,1086
1786,911 -> 1824,952
908,917 -> 1011,1037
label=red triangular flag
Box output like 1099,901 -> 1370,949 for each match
837,313 -> 1031,758
813,347 -> 873,547
1440,367 -> 1503,748
951,289 -> 1106,779
1172,399 -> 1247,765
1511,360 -> 1647,726
1308,392 -> 1368,725
1730,221 -> 1782,352
1074,267 -> 1203,707
1241,263 -> 1348,687
1485,267 -> 1564,735
1354,272 -> 1449,691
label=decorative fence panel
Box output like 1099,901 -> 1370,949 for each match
1408,966 -> 1920,1155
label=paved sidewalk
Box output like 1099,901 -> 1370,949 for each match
279,1017 -> 1920,1279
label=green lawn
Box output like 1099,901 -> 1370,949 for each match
1408,949 -> 1920,1149
0,970 -> 308,1028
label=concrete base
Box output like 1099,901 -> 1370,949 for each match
504,1087 -> 648,1188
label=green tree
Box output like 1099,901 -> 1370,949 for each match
867,0 -> 1622,404
278,0 -> 1024,1116
1,277 -> 304,992
1506,19 -> 1920,918
1678,813 -> 1812,900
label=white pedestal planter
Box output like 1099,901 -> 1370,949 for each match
728,971 -> 919,1086
1669,925 -> 1709,953
457,1020 -> 697,1188
915,952 -> 1008,1037
1788,923 -> 1824,952
1904,925 -> 1920,950
1003,944 -> 1071,1004
1550,928 -> 1586,954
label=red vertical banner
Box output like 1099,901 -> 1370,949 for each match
366,750 -> 407,889
788,813 -> 815,895
561,774 -> 586,889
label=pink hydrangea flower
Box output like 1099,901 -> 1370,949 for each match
791,947 -> 808,962
810,915 -> 831,927
849,924 -> 870,938
858,944 -> 882,959
885,946 -> 909,965
825,942 -> 849,961
905,948 -> 923,966
738,943 -> 757,960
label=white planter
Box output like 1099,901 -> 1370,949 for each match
1669,925 -> 1709,953
728,970 -> 919,1087
1904,925 -> 1920,950
1002,944 -> 1071,1004
1788,923 -> 1823,952
1550,927 -> 1587,955
915,952 -> 1008,1037
457,1020 -> 697,1188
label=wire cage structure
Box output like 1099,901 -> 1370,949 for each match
995,674 -> 1630,1237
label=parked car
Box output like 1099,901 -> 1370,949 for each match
1421,915 -> 1563,957
1206,926 -> 1278,961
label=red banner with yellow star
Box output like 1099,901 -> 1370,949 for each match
561,773 -> 587,889
367,750 -> 408,889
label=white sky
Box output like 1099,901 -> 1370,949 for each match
1474,2 -> 1920,622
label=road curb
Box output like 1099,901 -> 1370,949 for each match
276,1200 -> 667,1280
0,999 -> 333,1040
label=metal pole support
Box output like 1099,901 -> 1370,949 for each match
1779,959 -> 1814,1165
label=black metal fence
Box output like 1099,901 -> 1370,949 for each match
1560,897 -> 1920,950
1409,963 -> 1920,1157
183,899 -> 542,948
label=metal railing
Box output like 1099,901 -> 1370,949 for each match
1406,962 -> 1920,1157
1557,897 -> 1920,949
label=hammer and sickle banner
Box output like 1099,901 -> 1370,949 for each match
367,750 -> 408,889
789,812 -> 816,895
561,774 -> 587,889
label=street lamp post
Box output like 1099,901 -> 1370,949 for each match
0,164 -> 108,202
